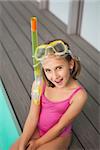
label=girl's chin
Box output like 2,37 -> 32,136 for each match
54,79 -> 66,88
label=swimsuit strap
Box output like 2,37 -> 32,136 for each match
68,86 -> 83,104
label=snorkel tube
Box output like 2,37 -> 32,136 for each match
31,17 -> 42,105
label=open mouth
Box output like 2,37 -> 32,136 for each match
55,78 -> 63,84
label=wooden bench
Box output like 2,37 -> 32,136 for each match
0,1 -> 99,149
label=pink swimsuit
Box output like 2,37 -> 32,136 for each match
38,84 -> 82,137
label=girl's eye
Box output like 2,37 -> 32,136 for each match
45,69 -> 51,72
56,66 -> 62,70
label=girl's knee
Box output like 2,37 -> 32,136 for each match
36,134 -> 72,150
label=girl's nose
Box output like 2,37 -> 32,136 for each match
52,71 -> 59,80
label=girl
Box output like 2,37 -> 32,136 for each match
10,40 -> 88,150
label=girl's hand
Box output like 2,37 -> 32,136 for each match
26,140 -> 39,150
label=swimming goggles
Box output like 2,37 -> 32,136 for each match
35,40 -> 72,61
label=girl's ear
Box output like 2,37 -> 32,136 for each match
69,59 -> 74,70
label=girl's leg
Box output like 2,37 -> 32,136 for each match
10,128 -> 40,150
37,133 -> 72,150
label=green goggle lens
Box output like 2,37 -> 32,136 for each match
36,47 -> 46,59
53,43 -> 65,53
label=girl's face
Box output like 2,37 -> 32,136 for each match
42,55 -> 73,88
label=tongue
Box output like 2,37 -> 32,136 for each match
55,79 -> 63,83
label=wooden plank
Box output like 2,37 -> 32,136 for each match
0,1 -> 29,37
69,134 -> 84,150
0,42 -> 2,77
0,2 -> 2,72
78,67 -> 99,103
0,7 -> 2,40
70,35 -> 100,83
1,1 -> 43,44
1,16 -> 33,94
41,8 -> 67,34
1,2 -> 33,66
21,1 -> 99,104
0,41 -> 30,128
73,112 -> 99,150
10,1 -> 54,42
70,35 -> 100,66
83,95 -> 99,133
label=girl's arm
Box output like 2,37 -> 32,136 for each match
19,81 -> 40,149
35,89 -> 88,147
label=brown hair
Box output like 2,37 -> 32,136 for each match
41,39 -> 81,87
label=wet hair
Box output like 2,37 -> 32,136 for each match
41,39 -> 81,88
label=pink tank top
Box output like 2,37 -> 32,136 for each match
38,84 -> 82,136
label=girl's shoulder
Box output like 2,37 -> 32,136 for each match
67,80 -> 88,104
69,85 -> 88,105
75,80 -> 88,96
74,80 -> 87,95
